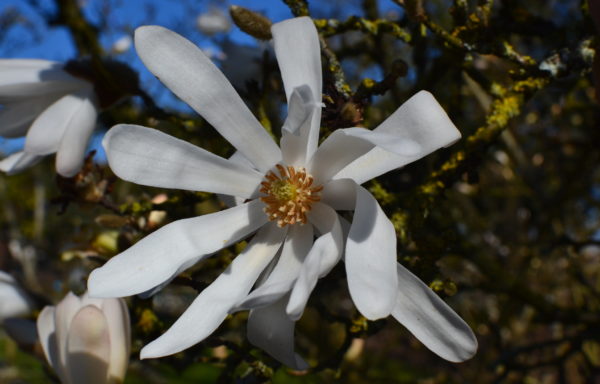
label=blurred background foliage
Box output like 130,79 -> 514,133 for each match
1,0 -> 599,382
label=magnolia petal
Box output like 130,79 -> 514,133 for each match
24,92 -> 88,156
100,299 -> 130,382
0,95 -> 57,138
0,59 -> 69,83
134,25 -> 281,172
272,17 -> 322,105
272,17 -> 323,162
334,91 -> 461,184
346,185 -> 398,320
392,262 -> 478,362
0,59 -> 58,70
0,60 -> 84,98
309,202 -> 344,277
280,85 -> 321,166
54,292 -> 82,370
235,224 -> 313,310
140,222 -> 286,358
56,91 -> 98,177
104,124 -> 263,197
308,128 -> 420,183
287,203 -> 343,320
248,296 -> 308,370
66,306 -> 111,384
88,200 -> 267,298
37,306 -> 67,383
0,151 -> 42,175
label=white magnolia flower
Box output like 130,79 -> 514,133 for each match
88,17 -> 477,368
37,292 -> 131,384
0,270 -> 33,320
196,7 -> 231,35
0,59 -> 98,177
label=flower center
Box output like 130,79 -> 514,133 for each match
260,164 -> 323,227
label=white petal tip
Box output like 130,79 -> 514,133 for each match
446,333 -> 478,363
87,269 -> 119,299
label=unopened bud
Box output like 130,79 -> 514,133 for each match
229,5 -> 272,40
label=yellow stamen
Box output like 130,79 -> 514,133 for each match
260,164 -> 323,227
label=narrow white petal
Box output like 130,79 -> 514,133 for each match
346,185 -> 398,320
88,200 -> 267,298
37,306 -> 67,383
272,17 -> 322,105
140,222 -> 286,358
56,91 -> 98,177
392,262 -> 477,362
134,25 -> 281,172
287,203 -> 343,320
280,85 -> 322,166
0,151 -> 43,175
248,296 -> 308,370
235,224 -> 313,310
334,91 -> 461,184
24,92 -> 87,156
99,299 -> 130,382
66,306 -> 111,384
104,124 -> 263,198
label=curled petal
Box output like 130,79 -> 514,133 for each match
272,17 -> 322,162
334,91 -> 461,184
308,127 -> 420,183
280,85 -> 321,166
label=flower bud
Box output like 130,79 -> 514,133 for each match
37,292 -> 131,384
229,5 -> 272,40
